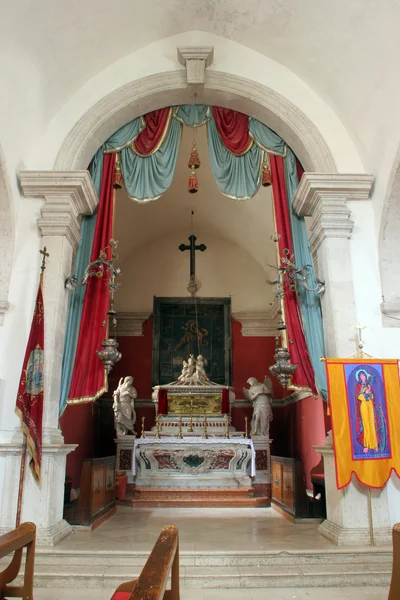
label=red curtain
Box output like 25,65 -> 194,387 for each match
68,153 -> 116,404
133,108 -> 171,156
221,388 -> 229,414
158,389 -> 168,415
270,154 -> 317,394
212,107 -> 252,155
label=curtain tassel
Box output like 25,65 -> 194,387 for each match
188,169 -> 199,194
262,154 -> 272,187
113,154 -> 122,189
188,138 -> 200,194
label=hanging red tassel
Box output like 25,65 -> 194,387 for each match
262,159 -> 272,187
188,169 -> 199,193
188,141 -> 201,169
113,154 -> 122,189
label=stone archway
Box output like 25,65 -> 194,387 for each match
0,144 -> 14,325
54,71 -> 337,174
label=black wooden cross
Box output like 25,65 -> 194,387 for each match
178,235 -> 206,279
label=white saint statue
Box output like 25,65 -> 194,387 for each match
243,376 -> 273,438
113,376 -> 137,436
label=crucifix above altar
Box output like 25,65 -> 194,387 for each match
178,233 -> 206,296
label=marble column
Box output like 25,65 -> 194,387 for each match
0,171 -> 98,545
293,173 -> 373,357
314,435 -> 392,546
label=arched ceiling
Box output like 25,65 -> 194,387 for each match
114,122 -> 276,280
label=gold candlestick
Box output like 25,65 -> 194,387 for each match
140,416 -> 146,438
177,415 -> 183,439
187,413 -> 193,433
202,416 -> 208,439
155,415 -> 161,439
244,416 -> 249,439
225,414 -> 230,439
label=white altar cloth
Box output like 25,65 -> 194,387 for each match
132,436 -> 256,476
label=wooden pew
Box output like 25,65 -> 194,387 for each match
111,525 -> 179,600
0,522 -> 36,600
388,523 -> 400,600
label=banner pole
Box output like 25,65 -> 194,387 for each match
16,434 -> 27,528
367,486 -> 375,546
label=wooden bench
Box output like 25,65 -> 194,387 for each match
388,523 -> 400,600
0,522 -> 36,600
111,525 -> 179,600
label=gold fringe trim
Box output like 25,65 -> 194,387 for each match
131,108 -> 172,157
67,369 -> 108,405
103,116 -> 146,154
15,406 -> 40,484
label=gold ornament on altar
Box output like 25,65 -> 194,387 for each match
244,416 -> 249,439
187,413 -> 194,433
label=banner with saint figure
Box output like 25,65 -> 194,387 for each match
325,358 -> 400,489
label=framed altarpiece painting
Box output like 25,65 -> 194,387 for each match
152,297 -> 232,386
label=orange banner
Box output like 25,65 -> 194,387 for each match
326,358 -> 400,489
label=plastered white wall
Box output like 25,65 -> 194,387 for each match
116,232 -> 273,313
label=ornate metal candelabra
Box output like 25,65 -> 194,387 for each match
140,416 -> 146,439
65,239 -> 122,374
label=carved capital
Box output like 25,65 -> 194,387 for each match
293,173 -> 373,251
19,171 -> 98,247
177,47 -> 214,85
116,312 -> 152,336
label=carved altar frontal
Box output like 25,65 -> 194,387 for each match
133,438 -> 254,489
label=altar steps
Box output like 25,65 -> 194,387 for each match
12,547 -> 392,589
118,487 -> 271,508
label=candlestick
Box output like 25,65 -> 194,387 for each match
155,415 -> 161,439
225,414 -> 230,439
177,415 -> 183,439
187,413 -> 193,433
140,416 -> 146,439
202,415 -> 208,439
244,416 -> 249,439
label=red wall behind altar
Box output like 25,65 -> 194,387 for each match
60,315 -> 327,489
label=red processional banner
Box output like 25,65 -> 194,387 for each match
15,283 -> 45,483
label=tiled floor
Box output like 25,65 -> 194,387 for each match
56,506 -> 364,553
33,586 -> 390,599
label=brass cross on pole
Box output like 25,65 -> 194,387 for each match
39,246 -> 50,273
352,322 -> 368,358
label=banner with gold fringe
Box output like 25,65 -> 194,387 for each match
325,358 -> 400,489
15,280 -> 45,483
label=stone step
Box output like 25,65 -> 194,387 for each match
23,561 -> 392,589
119,487 -> 271,507
32,547 -> 393,568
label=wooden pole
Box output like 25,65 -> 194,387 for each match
16,435 -> 27,528
367,486 -> 375,546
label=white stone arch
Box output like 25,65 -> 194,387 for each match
0,144 -> 14,325
380,143 -> 400,326
54,70 -> 337,174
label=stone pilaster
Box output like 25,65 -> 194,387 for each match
315,439 -> 391,546
252,435 -> 272,499
293,173 -> 373,357
0,171 -> 98,544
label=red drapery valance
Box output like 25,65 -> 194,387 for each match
270,154 -> 316,394
132,108 -> 172,156
68,153 -> 116,404
212,107 -> 253,156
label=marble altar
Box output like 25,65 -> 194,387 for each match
133,436 -> 255,489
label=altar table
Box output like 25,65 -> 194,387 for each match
133,437 -> 255,489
